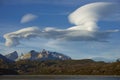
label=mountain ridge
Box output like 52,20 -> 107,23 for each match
3,49 -> 71,61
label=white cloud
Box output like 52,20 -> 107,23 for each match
68,2 -> 119,31
3,2 -> 120,47
20,13 -> 38,23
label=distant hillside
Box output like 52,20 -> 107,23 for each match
0,59 -> 120,75
91,57 -> 116,62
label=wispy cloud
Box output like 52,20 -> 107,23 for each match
20,13 -> 38,23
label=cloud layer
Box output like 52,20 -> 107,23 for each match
4,2 -> 120,47
20,13 -> 38,23
3,27 -> 119,47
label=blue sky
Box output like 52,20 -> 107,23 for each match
0,0 -> 120,60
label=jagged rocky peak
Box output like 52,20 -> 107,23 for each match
30,50 -> 38,54
40,49 -> 71,60
18,50 -> 39,60
42,49 -> 46,53
5,51 -> 18,61
41,49 -> 49,54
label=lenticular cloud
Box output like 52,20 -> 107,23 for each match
68,2 -> 119,31
3,2 -> 120,47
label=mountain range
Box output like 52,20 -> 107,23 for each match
0,49 -> 71,62
0,49 -> 118,62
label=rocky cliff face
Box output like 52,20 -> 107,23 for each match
5,51 -> 18,61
